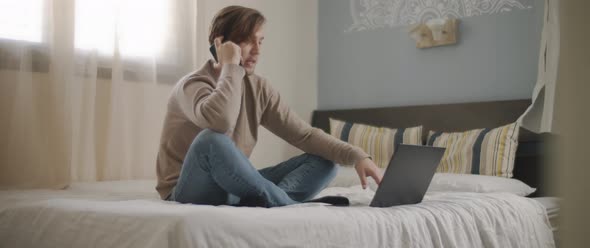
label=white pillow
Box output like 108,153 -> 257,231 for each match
328,165 -> 360,188
427,173 -> 536,196
328,166 -> 536,197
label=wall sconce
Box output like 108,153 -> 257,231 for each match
409,18 -> 459,49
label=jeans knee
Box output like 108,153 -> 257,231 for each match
325,161 -> 338,180
192,129 -> 231,149
305,154 -> 338,178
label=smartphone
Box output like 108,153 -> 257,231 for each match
209,44 -> 218,62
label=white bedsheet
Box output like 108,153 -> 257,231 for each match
532,197 -> 560,239
0,180 -> 555,248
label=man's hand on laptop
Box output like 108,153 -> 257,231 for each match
354,158 -> 383,190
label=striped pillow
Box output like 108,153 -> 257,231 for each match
426,122 -> 520,178
329,118 -> 422,168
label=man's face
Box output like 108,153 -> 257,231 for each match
239,25 -> 264,75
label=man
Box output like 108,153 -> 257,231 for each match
156,5 -> 382,207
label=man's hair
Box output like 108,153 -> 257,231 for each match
208,6 -> 266,45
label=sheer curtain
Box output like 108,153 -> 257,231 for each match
518,0 -> 559,133
0,0 -> 206,189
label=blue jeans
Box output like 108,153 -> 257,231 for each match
168,129 -> 338,207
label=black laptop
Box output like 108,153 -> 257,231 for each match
369,144 -> 446,208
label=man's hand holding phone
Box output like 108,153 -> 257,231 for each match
213,36 -> 241,65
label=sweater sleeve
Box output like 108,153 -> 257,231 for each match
175,64 -> 245,133
260,84 -> 370,166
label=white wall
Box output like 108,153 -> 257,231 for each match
198,0 -> 319,168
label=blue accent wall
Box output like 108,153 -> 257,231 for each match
318,0 -> 544,110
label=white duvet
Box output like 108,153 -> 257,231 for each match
0,180 -> 555,248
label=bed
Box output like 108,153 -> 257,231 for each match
0,180 -> 555,248
311,99 -> 553,197
0,99 -> 557,248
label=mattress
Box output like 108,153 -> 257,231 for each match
0,180 -> 555,248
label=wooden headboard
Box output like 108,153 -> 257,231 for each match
311,99 -> 552,197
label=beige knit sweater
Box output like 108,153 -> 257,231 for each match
155,60 -> 369,199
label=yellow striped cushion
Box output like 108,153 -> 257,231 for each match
329,118 -> 422,168
427,123 -> 520,177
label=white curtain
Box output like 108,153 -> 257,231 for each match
0,0 -> 206,189
518,0 -> 559,133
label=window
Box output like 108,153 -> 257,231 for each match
0,0 -> 170,57
75,0 -> 169,58
0,0 -> 184,83
0,0 -> 43,42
